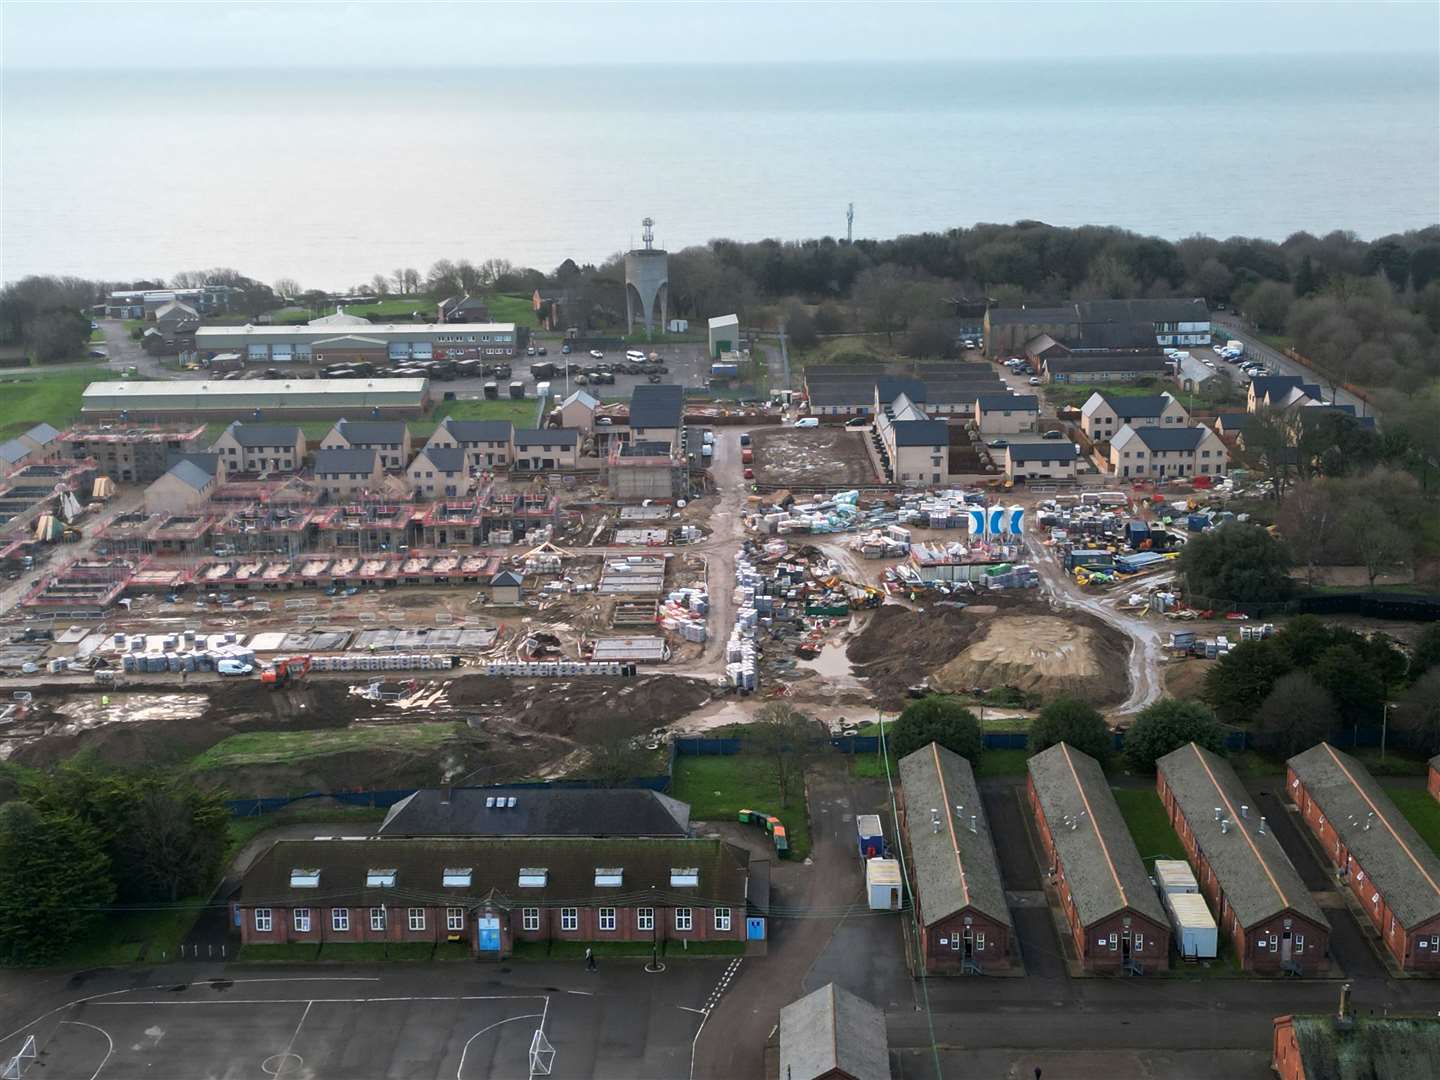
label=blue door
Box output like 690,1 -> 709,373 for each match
746,918 -> 766,941
478,916 -> 501,952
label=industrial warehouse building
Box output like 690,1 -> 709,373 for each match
1026,744 -> 1171,972
1286,744 -> 1440,971
80,378 -> 431,421
1157,743 -> 1330,973
194,322 -> 518,364
898,743 -> 1012,973
234,836 -> 752,958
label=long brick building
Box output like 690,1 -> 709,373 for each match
1027,743 -> 1170,972
235,836 -> 751,958
898,743 -> 1012,973
1286,743 -> 1440,971
1156,743 -> 1330,974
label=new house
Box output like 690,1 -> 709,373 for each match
1248,376 -> 1323,414
512,429 -> 579,471
426,418 -> 514,470
974,394 -> 1039,435
875,401 -> 951,487
1027,744 -> 1171,972
143,457 -> 219,516
1080,392 -> 1189,442
1108,424 -> 1229,479
1156,743 -> 1330,973
211,423 -> 307,474
406,446 -> 474,499
627,384 -> 686,452
898,743 -> 1013,973
1004,441 -> 1079,483
312,447 -> 384,499
320,419 -> 412,470
1286,744 -> 1440,971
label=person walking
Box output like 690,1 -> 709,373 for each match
585,946 -> 596,973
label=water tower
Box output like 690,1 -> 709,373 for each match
624,216 -> 669,336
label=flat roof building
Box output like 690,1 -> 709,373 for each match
898,742 -> 1012,973
1027,743 -> 1171,972
81,378 -> 430,420
1157,742 -> 1330,973
1286,743 -> 1440,971
195,322 -> 518,364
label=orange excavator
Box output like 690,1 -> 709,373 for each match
260,655 -> 311,689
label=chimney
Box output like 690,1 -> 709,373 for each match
969,815 -> 977,834
1240,804 -> 1249,819
1214,807 -> 1222,821
1220,820 -> 1229,834
1259,816 -> 1267,836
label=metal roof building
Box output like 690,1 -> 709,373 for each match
1287,743 -> 1440,970
195,322 -> 517,348
779,983 -> 890,1080
81,378 -> 430,419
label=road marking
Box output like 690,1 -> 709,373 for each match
455,1012 -> 543,1080
96,994 -> 550,1007
59,1021 -> 114,1080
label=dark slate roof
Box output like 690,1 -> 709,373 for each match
166,451 -> 221,477
1074,321 -> 1157,350
1008,442 -> 1079,463
977,393 -> 1039,412
1287,744 -> 1440,930
629,384 -> 685,429
987,305 -> 1078,326
313,447 -> 379,474
1096,393 -> 1172,419
875,376 -> 927,405
1248,375 -> 1306,399
807,379 -> 880,408
379,787 -> 691,838
240,836 -> 748,908
1214,412 -> 1253,431
1123,426 -> 1207,452
443,418 -> 513,443
898,743 -> 1011,928
25,422 -> 60,444
223,423 -> 303,448
337,420 -> 408,445
779,984 -> 890,1080
1289,1016 -> 1440,1080
489,570 -> 523,589
1300,404 -> 1377,430
1078,298 -> 1209,324
415,447 -> 466,473
163,459 -> 213,491
1027,744 -> 1167,930
1045,354 -> 1169,375
514,428 -> 579,446
890,419 -> 949,447
1157,743 -> 1327,931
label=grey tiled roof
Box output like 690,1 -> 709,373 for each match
1027,744 -> 1167,929
976,394 -> 1038,412
222,423 -> 302,448
1078,298 -> 1209,324
1045,354 -> 1169,375
1123,426 -> 1207,452
379,788 -> 690,838
163,459 -> 213,491
779,983 -> 889,1080
898,743 -> 1011,928
1008,442 -> 1079,463
987,305 -> 1078,326
1287,743 -> 1440,930
1157,743 -> 1328,931
628,384 -> 685,429
891,420 -> 949,447
313,447 -> 378,474
442,419 -> 513,443
1095,394 -> 1172,419
337,420 -> 407,445
414,447 -> 466,473
514,428 -> 579,446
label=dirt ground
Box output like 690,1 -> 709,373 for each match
749,427 -> 879,488
1163,656 -> 1216,701
847,597 -> 1132,708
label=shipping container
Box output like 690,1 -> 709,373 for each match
866,858 -> 903,911
856,814 -> 885,859
1165,891 -> 1218,959
1154,859 -> 1198,895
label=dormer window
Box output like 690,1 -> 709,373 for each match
594,868 -> 624,887
290,869 -> 320,888
670,868 -> 699,888
366,869 -> 397,888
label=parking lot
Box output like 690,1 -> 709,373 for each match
5,966 -> 724,1079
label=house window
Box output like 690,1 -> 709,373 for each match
561,908 -> 578,932
1134,933 -> 1143,951
293,908 -> 310,933
408,908 -> 426,931
447,908 -> 464,932
332,908 -> 350,932
1295,934 -> 1305,953
675,908 -> 693,932
523,908 -> 541,932
254,908 -> 272,932
1108,932 -> 1118,951
598,908 -> 617,932
637,907 -> 655,932
714,907 -> 731,932
370,907 -> 386,932
977,931 -> 986,950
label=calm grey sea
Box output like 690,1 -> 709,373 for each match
2,56 -> 1437,287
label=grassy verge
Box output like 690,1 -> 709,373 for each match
1347,748 -> 1430,777
1043,380 -> 1167,410
1257,334 -> 1295,354
670,753 -> 812,858
1113,788 -> 1185,871
0,366 -> 119,440
236,941 -> 448,963
850,747 -> 897,780
226,805 -> 389,860
1385,787 -> 1440,854
514,939 -> 743,961
974,749 -> 1030,778
193,723 -> 459,771
54,902 -> 204,966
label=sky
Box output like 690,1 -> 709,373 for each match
3,0 -> 1437,68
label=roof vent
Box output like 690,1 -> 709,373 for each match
507,796 -> 517,808
486,796 -> 495,808
1259,816 -> 1267,836
969,815 -> 978,835
1240,804 -> 1249,819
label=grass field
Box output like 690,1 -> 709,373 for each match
1113,788 -> 1186,870
54,902 -> 204,966
1385,787 -> 1440,854
850,745 -> 1029,780
0,366 -> 118,440
670,753 -> 812,858
1043,380 -> 1168,409
192,723 -> 459,771
484,293 -> 540,328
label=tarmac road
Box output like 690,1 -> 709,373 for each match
1211,314 -> 1372,416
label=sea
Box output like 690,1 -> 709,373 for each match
3,55 -> 1437,288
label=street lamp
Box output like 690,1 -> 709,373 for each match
645,885 -> 665,973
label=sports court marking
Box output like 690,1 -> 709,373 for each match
59,1022 -> 113,1080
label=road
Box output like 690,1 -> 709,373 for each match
1210,315 -> 1371,416
691,426 -> 746,674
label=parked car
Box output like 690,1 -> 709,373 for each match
987,438 -> 1008,448
962,339 -> 976,349
561,344 -> 572,354
537,346 -> 547,355
845,416 -> 870,428
589,349 -> 605,360
217,659 -> 254,676
1042,429 -> 1064,440
743,468 -> 754,480
1029,376 -> 1041,385
793,417 -> 819,428
526,346 -> 536,356
596,416 -> 613,426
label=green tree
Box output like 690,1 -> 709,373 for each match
1391,670 -> 1440,755
1247,280 -> 1294,333
1180,524 -> 1293,605
891,696 -> 983,763
0,803 -> 114,965
1030,696 -> 1111,762
785,304 -> 818,350
1311,644 -> 1387,727
1203,638 -> 1294,724
1409,624 -> 1440,681
1123,699 -> 1225,773
1253,671 -> 1340,758
1273,615 -> 1344,668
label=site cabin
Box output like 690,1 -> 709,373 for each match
1286,744 -> 1440,972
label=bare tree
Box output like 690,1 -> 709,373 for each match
1341,500 -> 1413,588
751,703 -> 825,808
1277,481 -> 1339,587
402,268 -> 422,296
273,278 -> 301,301
369,273 -> 391,297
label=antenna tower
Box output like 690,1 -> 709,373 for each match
846,203 -> 854,244
642,217 -> 655,251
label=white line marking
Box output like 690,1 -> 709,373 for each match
278,1000 -> 312,1077
0,989 -> 135,1048
455,1013 -> 542,1080
95,994 -> 549,1007
676,1006 -> 707,1016
59,1021 -> 114,1080
562,989 -> 593,997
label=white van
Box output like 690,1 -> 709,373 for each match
793,417 -> 819,428
625,349 -> 646,362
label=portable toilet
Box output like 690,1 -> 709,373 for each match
855,814 -> 885,859
865,858 -> 903,911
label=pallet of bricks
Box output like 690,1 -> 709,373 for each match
310,654 -> 456,673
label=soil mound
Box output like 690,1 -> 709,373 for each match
930,615 -> 1129,705
846,606 -> 978,705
